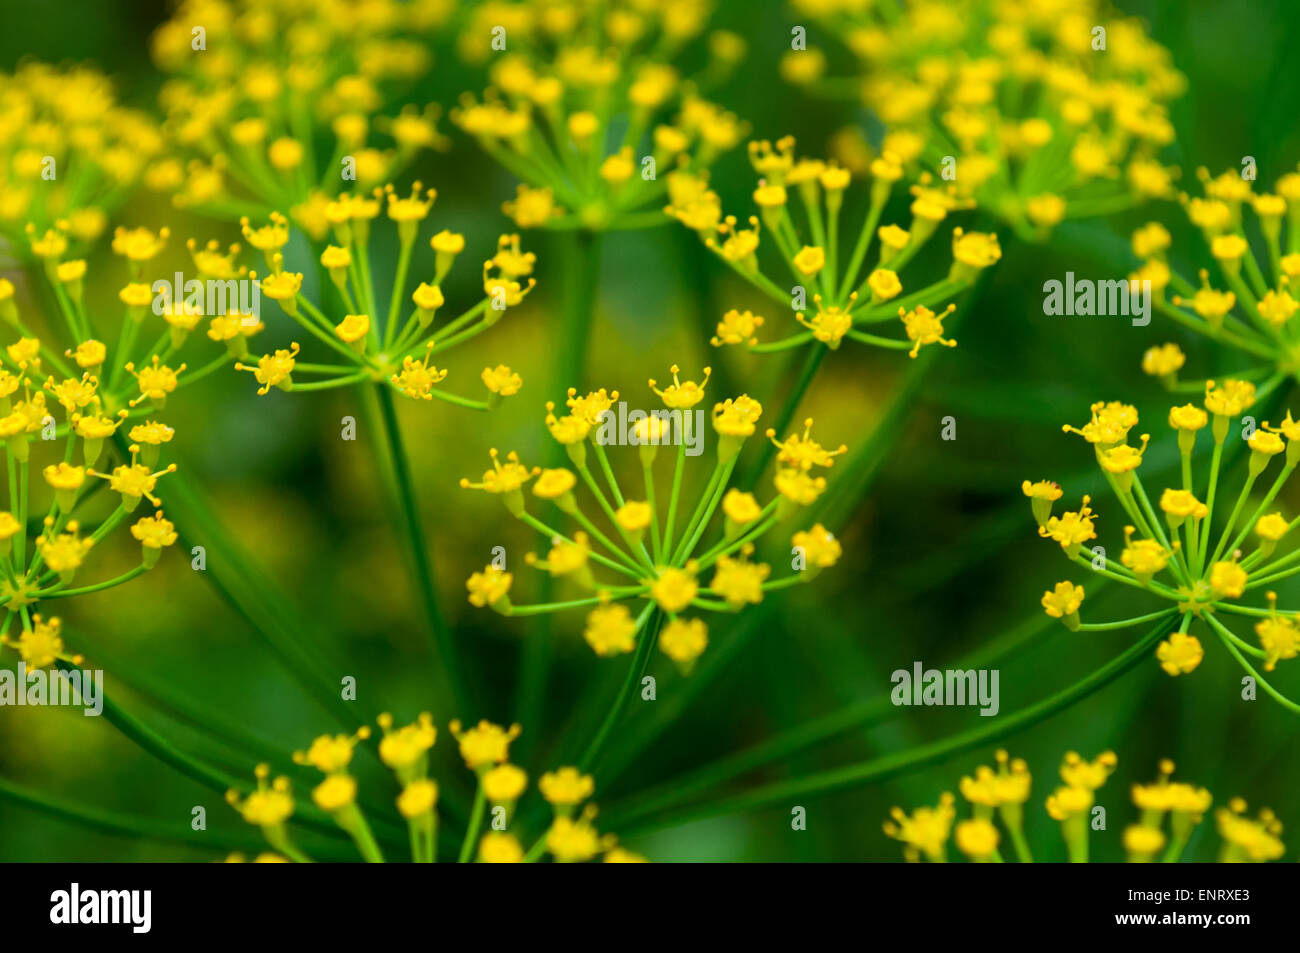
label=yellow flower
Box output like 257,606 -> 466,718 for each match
767,418 -> 846,470
883,794 -> 955,862
547,811 -> 605,863
1157,632 -> 1204,676
390,345 -> 448,400
397,779 -> 438,819
482,365 -> 522,397
460,448 -> 535,495
235,344 -> 298,396
951,229 -> 1002,269
1062,401 -> 1138,446
774,467 -> 827,506
583,604 -> 638,657
649,566 -> 698,612
711,309 -> 765,347
466,565 -> 512,609
376,713 -> 437,771
959,751 -> 1032,807
1204,379 -> 1256,417
385,182 -> 436,223
118,283 -> 154,308
335,313 -> 370,345
1168,404 -> 1208,433
503,184 -> 559,228
711,396 -> 763,437
1098,435 -> 1149,475
792,245 -> 826,276
954,818 -> 1000,861
1255,596 -> 1300,672
659,618 -> 708,664
1256,513 -> 1290,542
1039,496 -> 1097,554
72,340 -> 107,371
478,832 -> 524,863
7,615 -> 68,669
899,303 -> 957,358
722,489 -> 762,526
312,775 -> 357,813
130,510 -> 178,563
533,468 -> 577,500
539,767 -> 595,806
227,767 -> 295,828
259,270 -> 303,301
482,764 -> 527,803
449,719 -> 521,771
111,226 -> 169,262
241,212 -> 290,252
649,365 -> 711,408
614,501 -> 653,533
1160,489 -> 1208,520
1121,528 -> 1172,583
867,269 -> 902,301
294,730 -> 370,774
710,548 -> 770,607
1132,223 -> 1172,259
1258,289 -> 1298,326
792,524 -> 841,568
1142,343 -> 1185,377
1041,581 -> 1084,623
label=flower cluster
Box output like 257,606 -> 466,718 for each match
461,366 -> 843,667
149,0 -> 449,233
1027,387 -> 1300,713
0,229 -> 193,668
229,185 -> 531,406
786,0 -> 1184,239
0,63 -> 165,255
1136,163 -> 1300,389
452,0 -> 747,232
226,715 -> 644,863
885,749 -> 1286,862
672,135 -> 998,354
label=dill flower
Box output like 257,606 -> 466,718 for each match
788,1 -> 1184,240
1135,161 -> 1300,389
677,135 -> 989,357
150,0 -> 447,232
1029,390 -> 1300,713
230,714 -> 642,863
453,4 -> 746,233
0,63 -> 164,255
0,230 -> 192,667
890,751 -> 1287,863
459,370 -> 846,665
228,191 -> 532,410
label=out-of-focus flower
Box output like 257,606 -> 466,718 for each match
149,0 -> 450,234
0,63 -> 164,255
787,0 -> 1185,239
1136,162 -> 1300,390
453,0 -> 747,232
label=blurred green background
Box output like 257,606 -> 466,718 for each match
0,0 -> 1298,862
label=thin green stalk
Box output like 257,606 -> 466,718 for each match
610,614 -> 1177,834
739,342 -> 827,489
375,384 -> 468,716
458,784 -> 487,863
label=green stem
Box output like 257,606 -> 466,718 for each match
609,613 -> 1177,834
375,384 -> 468,716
